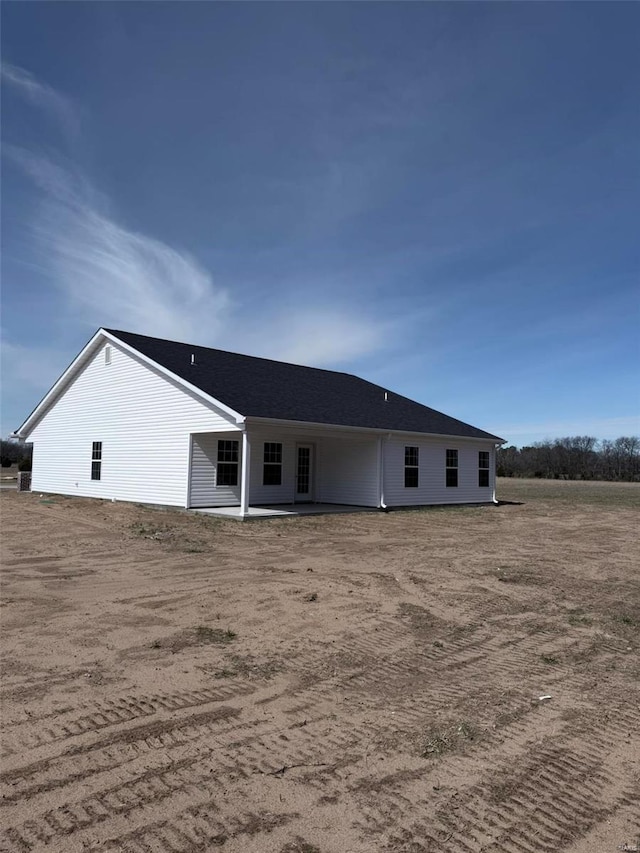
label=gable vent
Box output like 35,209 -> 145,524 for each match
191,353 -> 197,366
104,345 -> 111,365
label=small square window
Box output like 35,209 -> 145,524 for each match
217,464 -> 238,486
264,443 -> 282,464
263,465 -> 282,485
217,440 -> 239,463
405,468 -> 419,488
405,446 -> 419,467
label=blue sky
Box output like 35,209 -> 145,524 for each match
2,2 -> 639,445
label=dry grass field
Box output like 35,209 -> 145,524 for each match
1,479 -> 638,853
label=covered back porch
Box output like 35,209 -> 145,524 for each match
187,422 -> 383,517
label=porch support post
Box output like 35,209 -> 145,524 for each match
377,435 -> 386,509
492,443 -> 500,505
185,434 -> 194,508
240,430 -> 251,517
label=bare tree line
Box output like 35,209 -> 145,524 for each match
497,436 -> 640,482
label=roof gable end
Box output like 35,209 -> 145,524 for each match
14,329 -> 244,438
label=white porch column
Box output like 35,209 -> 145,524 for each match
240,430 -> 251,517
378,434 -> 387,509
492,443 -> 501,505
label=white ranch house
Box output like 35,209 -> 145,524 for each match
14,329 -> 505,517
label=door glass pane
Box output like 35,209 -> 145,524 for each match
297,447 -> 310,494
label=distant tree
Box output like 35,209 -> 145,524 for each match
496,446 -> 519,477
614,436 -> 640,481
496,436 -> 639,482
0,439 -> 26,463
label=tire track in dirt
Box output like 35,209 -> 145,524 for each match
0,710 -> 371,852
1,681 -> 257,756
0,628 -> 541,850
0,705 -> 242,806
3,706 -> 336,815
369,703 -> 640,853
95,805 -> 299,853
332,630 -> 570,706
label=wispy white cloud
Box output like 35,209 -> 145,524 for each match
1,61 -> 80,138
1,65 -> 394,434
11,145 -> 390,363
10,146 -> 233,345
235,309 -> 391,367
4,64 -> 390,356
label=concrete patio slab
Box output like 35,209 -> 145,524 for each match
190,503 -> 379,520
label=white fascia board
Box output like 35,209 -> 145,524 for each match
15,329 -> 245,439
101,331 -> 244,425
14,329 -> 106,438
246,416 -> 504,443
189,426 -> 243,435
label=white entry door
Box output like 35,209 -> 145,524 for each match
295,444 -> 314,502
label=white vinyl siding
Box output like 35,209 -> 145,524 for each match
189,434 -> 241,507
383,439 -> 495,506
316,436 -> 379,506
28,341 -> 237,507
248,430 -> 297,504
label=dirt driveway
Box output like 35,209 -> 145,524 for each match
1,480 -> 638,853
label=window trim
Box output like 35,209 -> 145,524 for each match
478,451 -> 490,488
216,439 -> 239,487
263,442 -> 283,486
91,441 -> 102,481
446,448 -> 458,488
404,446 -> 419,488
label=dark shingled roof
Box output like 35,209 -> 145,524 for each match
106,329 -> 503,441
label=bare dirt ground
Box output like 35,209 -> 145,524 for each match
1,479 -> 638,853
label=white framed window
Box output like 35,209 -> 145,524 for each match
104,345 -> 111,365
91,442 -> 102,480
446,449 -> 458,487
404,446 -> 419,488
217,440 -> 239,486
263,443 -> 282,486
479,451 -> 490,487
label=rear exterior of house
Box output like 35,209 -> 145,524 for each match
15,329 -> 503,513
189,428 -> 497,508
